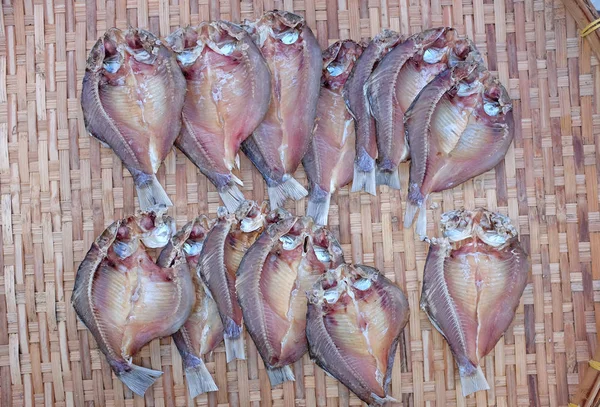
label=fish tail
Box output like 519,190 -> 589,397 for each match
307,192 -> 331,226
403,200 -> 420,229
136,174 -> 173,211
183,356 -> 218,398
218,182 -> 246,213
266,365 -> 295,386
415,203 -> 428,240
224,335 -> 245,363
351,163 -> 377,196
460,365 -> 490,397
267,177 -> 308,209
376,167 -> 401,190
117,363 -> 163,396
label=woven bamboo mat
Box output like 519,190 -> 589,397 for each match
1,0 -> 599,406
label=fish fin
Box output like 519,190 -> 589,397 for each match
118,364 -> 163,396
267,178 -> 308,209
136,174 -> 173,211
224,336 -> 245,362
351,163 -> 377,196
184,358 -> 218,398
266,365 -> 295,386
415,203 -> 427,240
307,193 -> 331,226
376,167 -> 401,190
460,365 -> 489,397
369,393 -> 397,406
404,200 -> 420,229
219,183 -> 246,213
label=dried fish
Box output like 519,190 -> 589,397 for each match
303,40 -> 363,225
241,11 -> 322,209
157,216 -> 223,398
343,30 -> 404,195
404,62 -> 514,238
236,217 -> 345,385
198,201 -> 290,362
166,22 -> 271,212
366,28 -> 482,189
306,263 -> 410,405
72,210 -> 193,396
420,208 -> 529,396
81,28 -> 185,210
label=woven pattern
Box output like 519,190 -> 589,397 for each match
0,0 -> 599,406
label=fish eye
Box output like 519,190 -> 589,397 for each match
177,50 -> 200,66
113,239 -> 138,259
103,55 -> 121,73
217,42 -> 236,55
484,101 -> 501,116
423,47 -> 445,64
326,63 -> 344,76
280,30 -> 299,44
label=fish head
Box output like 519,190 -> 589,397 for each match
181,216 -> 211,258
322,40 -> 364,89
472,209 -> 518,248
440,209 -> 476,242
308,264 -> 348,307
450,38 -> 484,67
96,28 -> 161,82
165,26 -> 204,68
481,76 -> 513,119
372,29 -> 404,53
278,216 -> 313,251
236,200 -> 267,232
265,205 -> 293,225
199,21 -> 248,57
135,208 -> 176,248
253,10 -> 306,50
414,27 -> 457,65
310,226 -> 345,267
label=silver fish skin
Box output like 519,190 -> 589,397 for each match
404,62 -> 514,238
81,28 -> 186,210
302,40 -> 363,226
241,11 -> 322,209
72,210 -> 193,396
420,208 -> 529,397
157,216 -> 223,398
366,28 -> 482,190
165,22 -> 271,212
342,30 -> 404,196
306,263 -> 410,405
236,217 -> 345,386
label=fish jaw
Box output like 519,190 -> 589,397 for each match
306,264 -> 409,405
242,11 -> 322,194
167,22 -> 271,199
81,27 -> 185,182
71,212 -> 195,394
343,29 -> 403,194
421,209 -> 529,396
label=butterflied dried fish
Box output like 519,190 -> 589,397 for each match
306,263 -> 410,405
236,217 -> 345,385
166,22 -> 271,212
404,62 -> 514,238
242,11 -> 322,209
366,28 -> 482,189
72,210 -> 192,396
343,30 -> 404,195
157,216 -> 223,398
198,201 -> 290,362
302,40 -> 363,225
81,28 -> 185,210
420,208 -> 528,396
